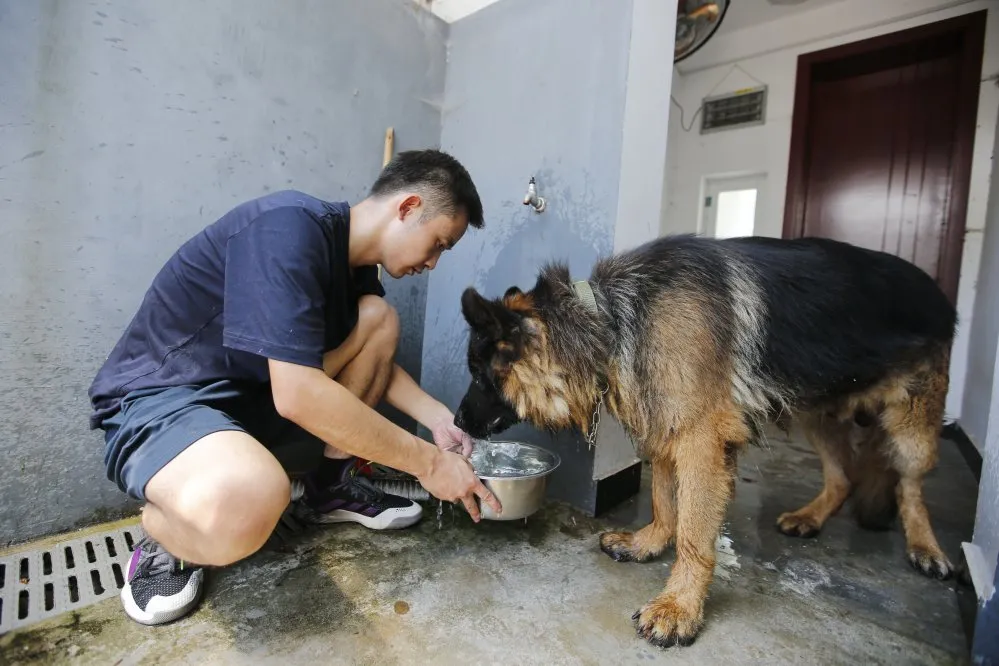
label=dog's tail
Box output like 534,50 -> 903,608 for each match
847,428 -> 899,531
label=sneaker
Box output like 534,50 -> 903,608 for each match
300,460 -> 423,530
120,535 -> 204,626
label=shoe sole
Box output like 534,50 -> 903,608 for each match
302,506 -> 423,530
120,568 -> 205,626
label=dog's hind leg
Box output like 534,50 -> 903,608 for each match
632,410 -> 742,648
776,412 -> 853,538
600,456 -> 676,563
880,364 -> 953,580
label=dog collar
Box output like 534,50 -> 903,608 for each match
572,280 -> 599,314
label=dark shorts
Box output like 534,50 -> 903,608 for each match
100,380 -> 327,501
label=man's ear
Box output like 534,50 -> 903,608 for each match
398,194 -> 422,222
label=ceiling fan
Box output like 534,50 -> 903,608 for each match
674,0 -> 729,63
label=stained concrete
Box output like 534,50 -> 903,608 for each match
0,426 -> 978,665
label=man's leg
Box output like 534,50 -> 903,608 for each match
102,382 -> 294,626
120,431 -> 291,626
300,295 -> 423,529
141,431 -> 291,566
322,294 -> 400,441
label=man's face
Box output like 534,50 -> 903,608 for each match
382,195 -> 468,278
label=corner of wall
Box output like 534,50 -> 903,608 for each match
613,0 -> 676,254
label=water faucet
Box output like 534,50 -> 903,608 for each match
523,176 -> 546,213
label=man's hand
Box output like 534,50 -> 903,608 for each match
418,449 -> 502,522
430,414 -> 474,458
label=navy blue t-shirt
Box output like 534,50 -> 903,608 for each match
88,190 -> 384,429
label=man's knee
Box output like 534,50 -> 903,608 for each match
169,463 -> 290,565
185,475 -> 289,565
322,296 -> 399,380
358,295 -> 399,351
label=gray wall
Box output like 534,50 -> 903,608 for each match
0,0 -> 447,544
978,361 -> 999,589
971,113 -> 999,579
963,116 -> 999,453
961,115 -> 999,450
421,0 -> 634,506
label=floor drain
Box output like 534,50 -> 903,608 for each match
0,524 -> 139,634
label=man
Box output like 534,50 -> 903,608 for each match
88,149 -> 502,626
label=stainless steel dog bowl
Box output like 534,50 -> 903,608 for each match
469,440 -> 560,521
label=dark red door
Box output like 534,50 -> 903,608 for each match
784,12 -> 986,303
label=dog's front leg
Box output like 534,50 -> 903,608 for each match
633,418 -> 733,648
600,455 -> 676,562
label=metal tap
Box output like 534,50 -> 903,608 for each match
523,177 -> 546,213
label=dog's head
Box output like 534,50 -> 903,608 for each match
454,283 -> 583,439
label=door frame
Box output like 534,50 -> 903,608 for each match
781,10 -> 987,303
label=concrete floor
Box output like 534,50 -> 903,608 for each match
1,427 -> 979,665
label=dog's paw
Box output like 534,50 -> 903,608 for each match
599,531 -> 653,563
907,546 -> 953,580
632,595 -> 703,648
776,512 -> 822,538
599,531 -> 639,562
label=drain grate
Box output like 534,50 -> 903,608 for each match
0,524 -> 139,634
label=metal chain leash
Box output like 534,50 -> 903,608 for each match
586,384 -> 610,450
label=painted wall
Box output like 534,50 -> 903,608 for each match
421,0 -> 634,506
662,0 -> 999,432
424,0 -> 502,22
0,0 -> 447,544
968,108 -> 999,599
973,349 -> 999,601
965,110 -> 999,455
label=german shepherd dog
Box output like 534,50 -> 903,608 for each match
453,234 -> 956,648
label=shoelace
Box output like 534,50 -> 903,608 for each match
133,536 -> 186,576
336,469 -> 387,504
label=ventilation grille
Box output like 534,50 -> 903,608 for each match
701,86 -> 767,134
0,524 -> 138,634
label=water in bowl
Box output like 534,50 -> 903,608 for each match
470,440 -> 551,478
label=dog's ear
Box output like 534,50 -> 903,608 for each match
461,287 -> 502,337
503,286 -> 523,300
462,287 -> 527,348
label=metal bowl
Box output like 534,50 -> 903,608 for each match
469,440 -> 561,521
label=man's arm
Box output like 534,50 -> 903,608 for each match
269,359 -> 499,519
384,363 -> 473,457
384,363 -> 452,429
271,360 -> 435,476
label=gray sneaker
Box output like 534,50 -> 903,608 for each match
120,535 -> 204,625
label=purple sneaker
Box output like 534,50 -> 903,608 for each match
300,460 -> 423,530
120,535 -> 204,626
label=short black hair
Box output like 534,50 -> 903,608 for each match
370,149 -> 484,229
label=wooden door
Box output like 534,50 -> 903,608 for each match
783,11 -> 987,303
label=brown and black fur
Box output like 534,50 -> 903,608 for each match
454,234 -> 956,649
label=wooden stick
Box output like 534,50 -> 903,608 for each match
383,127 -> 394,167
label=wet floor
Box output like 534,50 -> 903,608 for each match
0,426 -> 978,665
